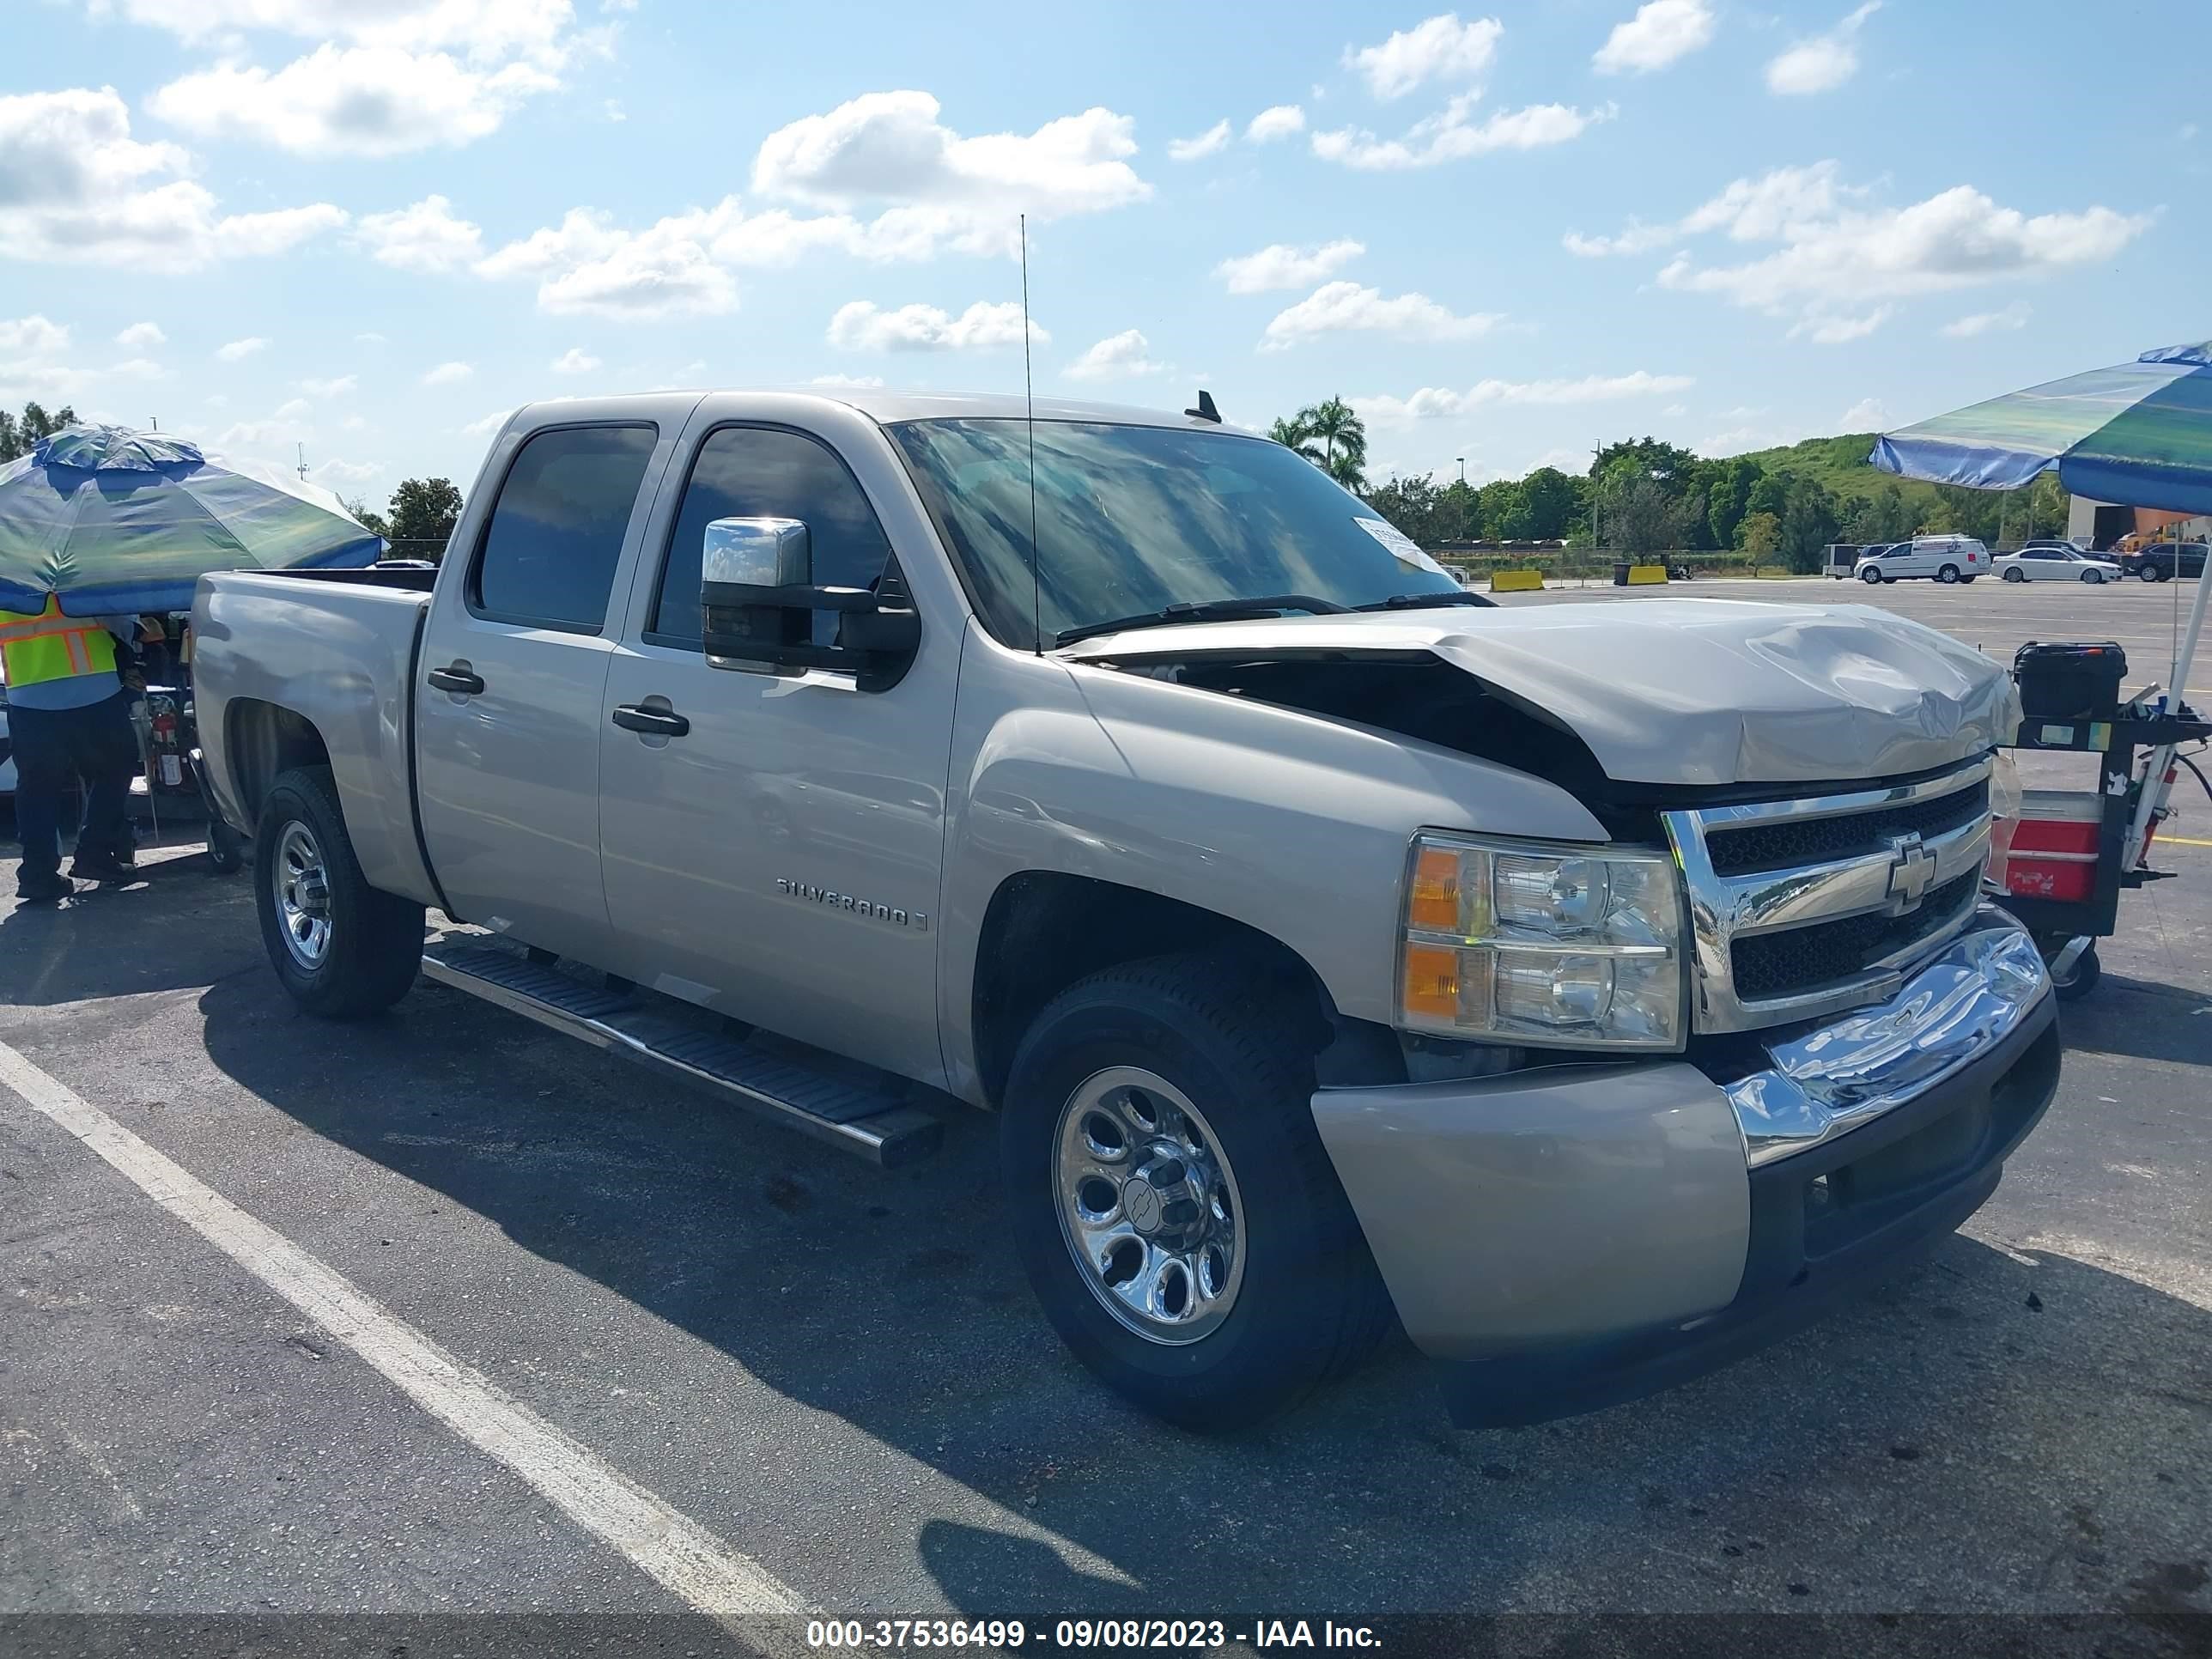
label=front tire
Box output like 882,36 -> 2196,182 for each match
1938,564 -> 1960,584
255,766 -> 424,1018
2083,568 -> 2105,584
1860,567 -> 1882,584
1000,954 -> 1392,1431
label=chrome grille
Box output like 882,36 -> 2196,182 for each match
1662,759 -> 1994,1034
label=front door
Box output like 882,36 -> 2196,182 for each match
415,421 -> 665,963
597,422 -> 955,1083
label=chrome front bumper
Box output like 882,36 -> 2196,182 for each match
1312,907 -> 2057,1371
1724,910 -> 2051,1167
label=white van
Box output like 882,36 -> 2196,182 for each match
1853,535 -> 1988,584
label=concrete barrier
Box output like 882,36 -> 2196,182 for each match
1626,563 -> 1669,585
1489,569 -> 1544,592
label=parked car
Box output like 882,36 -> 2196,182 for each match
1994,545 -> 2123,583
2015,538 -> 2083,556
1854,535 -> 1989,583
192,389 -> 2058,1431
2118,541 -> 2207,581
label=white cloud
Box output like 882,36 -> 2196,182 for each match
149,45 -> 562,156
272,398 -> 312,422
1765,3 -> 1882,96
477,200 -> 748,316
1353,370 -> 1695,425
0,316 -> 71,356
1594,0 -> 1717,75
1574,163 -> 2148,333
298,374 -> 356,397
1246,105 -> 1306,143
1312,94 -> 1609,170
106,356 -> 166,380
1261,281 -> 1501,350
0,88 -> 346,270
99,1 -> 582,59
1790,306 -> 1892,344
461,408 -> 514,437
810,373 -> 886,388
1214,239 -> 1364,294
356,331 -> 387,345
827,299 -> 1041,352
356,194 -> 483,272
752,90 -> 1147,257
313,458 -> 382,485
216,337 -> 269,361
1839,398 -> 1891,429
1942,301 -> 2032,337
422,361 -> 475,386
1168,119 -> 1232,161
550,346 -> 601,374
115,320 -> 165,348
1345,14 -> 1503,100
1063,329 -> 1166,381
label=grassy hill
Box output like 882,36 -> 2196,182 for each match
1730,432 -> 1948,512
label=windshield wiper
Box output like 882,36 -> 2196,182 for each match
1353,591 -> 1495,611
1054,594 -> 1349,647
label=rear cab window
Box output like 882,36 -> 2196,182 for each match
468,424 -> 659,632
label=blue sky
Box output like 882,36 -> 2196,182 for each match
3,0 -> 2204,511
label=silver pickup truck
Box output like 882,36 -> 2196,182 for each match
192,390 -> 2059,1430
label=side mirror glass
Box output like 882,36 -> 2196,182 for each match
702,516 -> 811,592
702,517 -> 813,676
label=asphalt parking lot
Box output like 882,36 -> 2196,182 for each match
3,574 -> 2209,1647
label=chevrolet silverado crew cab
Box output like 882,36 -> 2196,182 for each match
193,390 -> 2060,1431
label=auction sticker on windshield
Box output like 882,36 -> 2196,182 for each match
1353,515 -> 1453,579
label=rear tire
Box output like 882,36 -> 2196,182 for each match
254,766 -> 423,1018
2003,566 -> 2027,582
1000,953 -> 1393,1431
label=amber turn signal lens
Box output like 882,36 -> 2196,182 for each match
1401,945 -> 1461,1019
1408,848 -> 1462,932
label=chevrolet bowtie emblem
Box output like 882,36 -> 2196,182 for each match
1885,831 -> 1935,914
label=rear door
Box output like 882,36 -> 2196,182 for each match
415,419 -> 670,963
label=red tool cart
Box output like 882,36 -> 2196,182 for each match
1992,641 -> 2212,999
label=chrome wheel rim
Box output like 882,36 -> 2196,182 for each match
273,821 -> 332,970
1053,1066 -> 1246,1346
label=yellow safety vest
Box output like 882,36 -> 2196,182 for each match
0,596 -> 119,690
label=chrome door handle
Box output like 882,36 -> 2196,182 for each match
611,703 -> 690,738
427,665 -> 484,696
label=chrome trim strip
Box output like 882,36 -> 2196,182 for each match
1723,909 -> 2051,1167
1664,758 -> 1995,1034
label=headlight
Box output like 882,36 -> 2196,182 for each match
1399,832 -> 1686,1050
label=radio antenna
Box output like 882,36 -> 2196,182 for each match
1021,212 -> 1042,655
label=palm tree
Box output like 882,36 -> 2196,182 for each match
1268,415 -> 1322,462
1297,396 -> 1368,491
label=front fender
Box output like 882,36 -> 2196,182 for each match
936,624 -> 1609,1100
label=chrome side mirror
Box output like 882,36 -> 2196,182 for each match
702,517 -> 812,676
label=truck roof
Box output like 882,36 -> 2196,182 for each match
504,388 -> 1261,440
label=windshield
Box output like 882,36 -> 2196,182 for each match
888,418 -> 1465,649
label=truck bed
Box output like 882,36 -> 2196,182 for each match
192,568 -> 440,906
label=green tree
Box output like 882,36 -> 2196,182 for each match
1778,477 -> 1839,572
387,477 -> 464,560
341,495 -> 392,538
1706,457 -> 1762,550
1485,481 -> 1535,541
1601,467 -> 1675,557
1295,396 -> 1368,492
0,409 -> 17,462
1436,477 -> 1480,541
1590,436 -> 1700,493
1737,511 -> 1781,556
1363,474 -> 1443,544
1746,471 -> 1790,523
1267,415 -> 1322,462
1520,466 -> 1579,539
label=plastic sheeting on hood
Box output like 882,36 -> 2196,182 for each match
1063,598 -> 2021,787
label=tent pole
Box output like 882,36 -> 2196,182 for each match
2121,539 -> 2212,866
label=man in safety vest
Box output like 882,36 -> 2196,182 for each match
1,595 -> 143,902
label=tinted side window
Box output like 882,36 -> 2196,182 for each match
472,424 -> 658,630
651,426 -> 893,647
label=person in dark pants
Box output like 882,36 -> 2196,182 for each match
1,597 -> 142,902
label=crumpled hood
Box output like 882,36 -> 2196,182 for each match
1062,598 -> 2021,787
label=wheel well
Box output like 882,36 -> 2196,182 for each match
223,700 -> 331,827
970,873 -> 1331,1107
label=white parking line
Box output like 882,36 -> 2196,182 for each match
0,1036 -> 811,1624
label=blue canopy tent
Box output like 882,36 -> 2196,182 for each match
1871,338 -> 2212,879
0,424 -> 381,617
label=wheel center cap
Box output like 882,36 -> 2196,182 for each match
1122,1178 -> 1164,1235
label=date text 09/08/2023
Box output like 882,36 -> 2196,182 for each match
805,1620 -> 1382,1650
